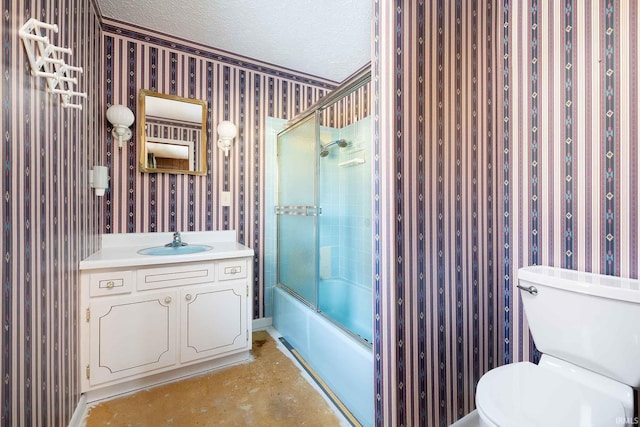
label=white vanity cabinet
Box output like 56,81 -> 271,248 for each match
87,289 -> 179,386
79,250 -> 252,400
179,281 -> 247,363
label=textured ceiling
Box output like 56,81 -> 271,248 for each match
96,0 -> 372,83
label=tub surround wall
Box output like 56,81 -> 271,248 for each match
374,1 -> 640,426
319,117 -> 372,287
1,0 -> 103,425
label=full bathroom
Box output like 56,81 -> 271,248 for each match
3,1 -> 640,427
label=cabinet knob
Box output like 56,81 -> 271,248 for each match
185,294 -> 192,301
106,281 -> 115,289
164,296 -> 172,304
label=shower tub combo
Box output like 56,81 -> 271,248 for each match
272,66 -> 373,426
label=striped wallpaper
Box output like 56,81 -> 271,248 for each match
501,0 -> 640,367
374,0 -> 639,426
319,83 -> 371,128
1,0 -> 102,425
101,18 -> 338,319
375,1 -> 499,425
4,0 -> 639,425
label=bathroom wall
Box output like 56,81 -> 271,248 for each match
374,1 -> 501,424
1,0 -> 103,425
374,0 -> 640,426
501,0 -> 640,365
101,18 -> 337,318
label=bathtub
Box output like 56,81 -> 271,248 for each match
318,278 -> 372,343
273,284 -> 373,426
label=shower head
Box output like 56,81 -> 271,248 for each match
319,139 -> 348,157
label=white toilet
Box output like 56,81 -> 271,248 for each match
475,265 -> 640,426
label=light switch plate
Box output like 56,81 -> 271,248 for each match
221,191 -> 231,206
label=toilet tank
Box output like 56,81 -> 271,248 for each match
518,265 -> 640,387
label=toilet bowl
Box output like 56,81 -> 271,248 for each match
476,266 -> 640,427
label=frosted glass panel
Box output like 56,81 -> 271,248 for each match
278,118 -> 315,206
278,215 -> 316,303
277,115 -> 317,305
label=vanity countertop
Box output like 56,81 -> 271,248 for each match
80,230 -> 253,270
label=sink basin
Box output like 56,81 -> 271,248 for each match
137,245 -> 213,256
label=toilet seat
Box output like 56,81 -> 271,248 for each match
476,361 -> 626,427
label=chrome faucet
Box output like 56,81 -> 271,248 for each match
166,231 -> 187,247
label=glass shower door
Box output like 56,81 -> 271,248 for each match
276,115 -> 318,305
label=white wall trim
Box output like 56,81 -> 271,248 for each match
252,317 -> 272,331
67,394 -> 87,427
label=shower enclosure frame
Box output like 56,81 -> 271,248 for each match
275,64 -> 372,344
275,111 -> 321,309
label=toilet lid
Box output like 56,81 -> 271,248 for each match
476,362 -> 626,427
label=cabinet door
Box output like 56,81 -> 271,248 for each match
180,281 -> 248,363
88,290 -> 178,386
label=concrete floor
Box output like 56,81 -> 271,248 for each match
85,330 -> 345,426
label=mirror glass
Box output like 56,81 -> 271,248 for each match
138,89 -> 208,175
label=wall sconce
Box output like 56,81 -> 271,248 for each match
217,120 -> 237,157
106,104 -> 135,148
89,166 -> 109,197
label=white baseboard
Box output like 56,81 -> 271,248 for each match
252,317 -> 272,331
450,409 -> 479,427
67,394 -> 87,427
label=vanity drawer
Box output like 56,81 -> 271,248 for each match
217,259 -> 248,281
89,271 -> 134,297
137,263 -> 215,291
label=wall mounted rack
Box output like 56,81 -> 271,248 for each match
19,18 -> 87,110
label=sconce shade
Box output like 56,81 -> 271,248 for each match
217,120 -> 237,157
106,104 -> 135,127
106,104 -> 135,148
217,121 -> 237,139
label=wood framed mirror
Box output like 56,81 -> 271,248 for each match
138,89 -> 208,175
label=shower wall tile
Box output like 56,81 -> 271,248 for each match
1,0 -> 103,425
336,117 -> 372,287
315,118 -> 373,288
318,124 -> 342,278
